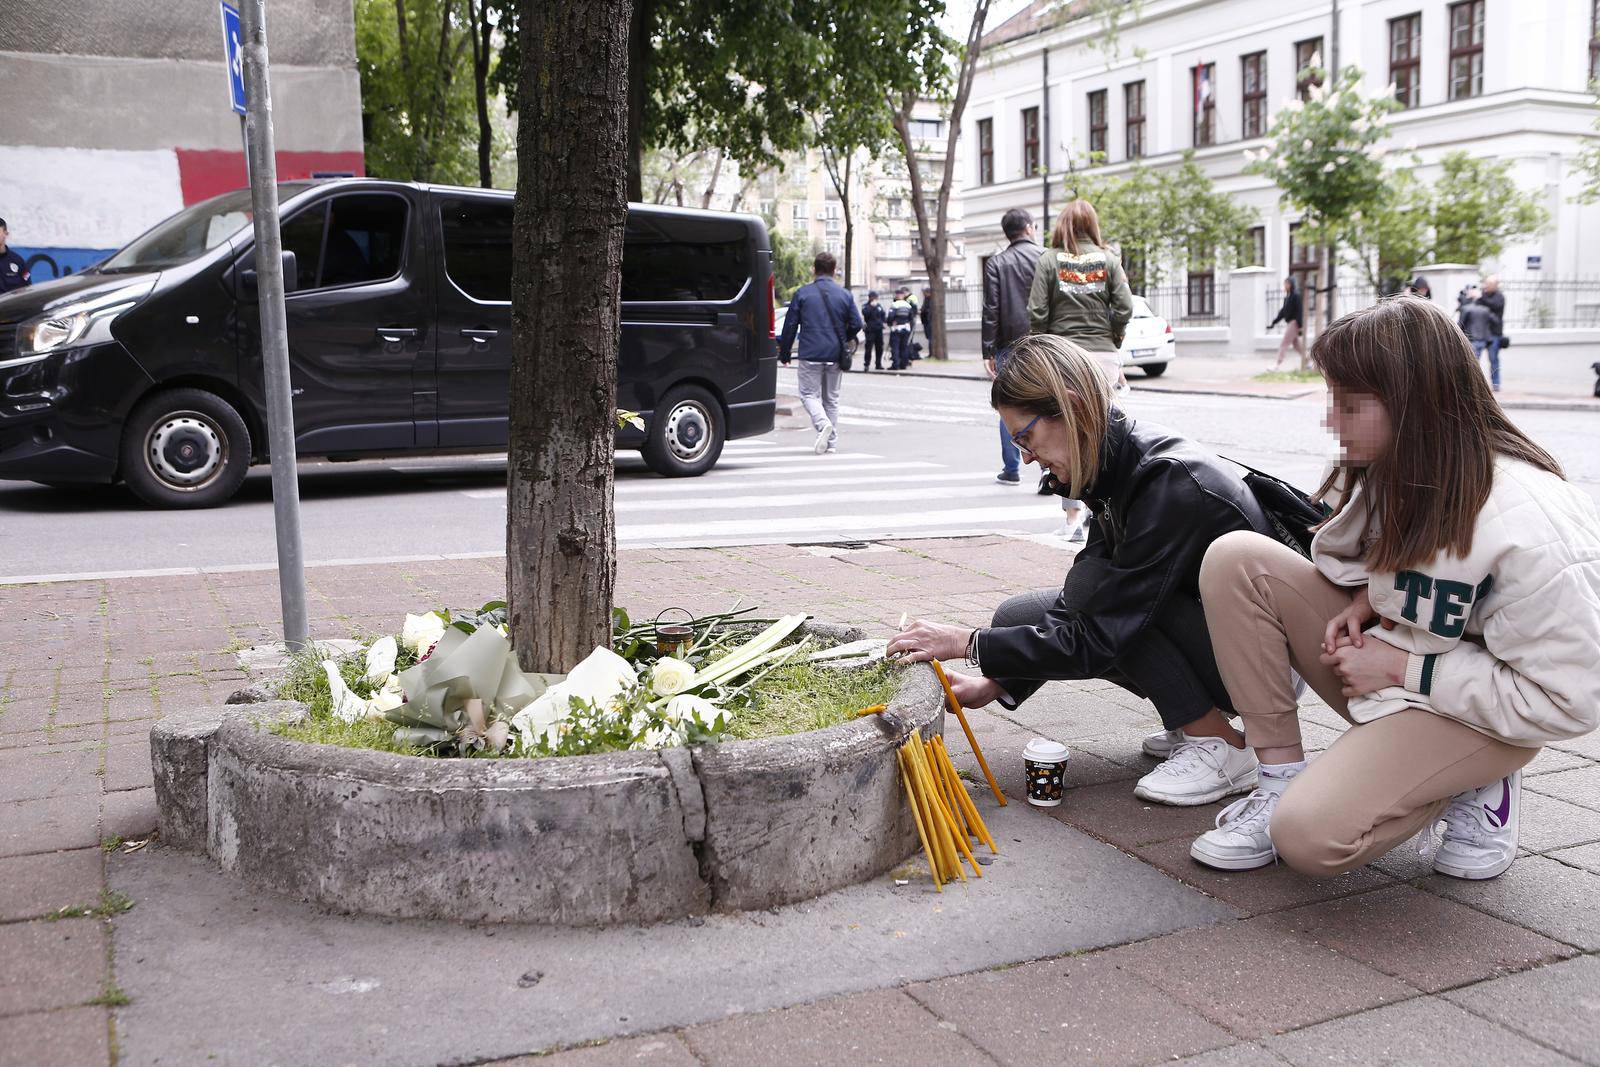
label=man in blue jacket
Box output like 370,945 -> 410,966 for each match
779,251 -> 862,453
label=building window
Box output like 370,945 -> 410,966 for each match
1021,106 -> 1040,176
1390,14 -> 1422,108
791,203 -> 808,222
1448,0 -> 1484,101
1247,226 -> 1266,267
1191,63 -> 1216,148
1591,0 -> 1600,87
1187,269 -> 1216,317
1087,89 -> 1108,157
1289,222 -> 1324,320
1124,80 -> 1146,159
1295,37 -> 1324,100
908,118 -> 945,140
977,118 -> 994,186
1241,52 -> 1267,138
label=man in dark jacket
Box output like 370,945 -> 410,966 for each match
1458,286 -> 1500,391
888,286 -> 916,369
860,290 -> 886,371
981,208 -> 1042,484
1478,275 -> 1505,390
0,218 -> 32,294
919,286 -> 934,353
779,251 -> 863,453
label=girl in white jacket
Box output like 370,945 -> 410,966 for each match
1190,295 -> 1600,879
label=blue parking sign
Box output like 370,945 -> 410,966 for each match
220,3 -> 246,115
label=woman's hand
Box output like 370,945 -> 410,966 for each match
1319,636 -> 1408,698
885,619 -> 972,664
943,669 -> 1005,709
1323,586 -> 1377,654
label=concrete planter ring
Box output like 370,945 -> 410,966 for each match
150,623 -> 946,926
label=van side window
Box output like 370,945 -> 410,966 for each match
278,205 -> 327,291
622,218 -> 748,302
440,198 -> 513,302
322,195 -> 407,287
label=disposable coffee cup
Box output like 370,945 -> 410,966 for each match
1023,738 -> 1069,807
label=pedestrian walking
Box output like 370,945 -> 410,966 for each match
1405,275 -> 1432,301
1458,285 -> 1500,391
981,208 -> 1043,485
1026,197 -> 1134,539
889,333 -> 1291,808
888,287 -> 915,369
919,286 -> 935,353
1480,274 -> 1506,387
860,290 -> 886,371
1270,277 -> 1305,369
0,218 -> 32,294
1192,296 -> 1600,880
778,251 -> 863,454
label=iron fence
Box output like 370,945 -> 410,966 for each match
1140,281 -> 1230,327
1496,279 -> 1600,330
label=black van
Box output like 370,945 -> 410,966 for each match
0,179 -> 777,507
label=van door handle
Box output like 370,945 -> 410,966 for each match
460,328 -> 499,341
376,327 -> 419,342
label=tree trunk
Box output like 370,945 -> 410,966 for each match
469,0 -> 493,187
700,149 -> 724,209
841,156 -> 854,289
509,0 -> 633,674
891,0 -> 990,361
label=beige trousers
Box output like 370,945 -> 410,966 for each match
1276,320 -> 1306,364
1198,532 -> 1537,876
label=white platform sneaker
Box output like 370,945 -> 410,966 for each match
1430,772 -> 1522,880
1189,774 -> 1294,870
1133,735 -> 1259,806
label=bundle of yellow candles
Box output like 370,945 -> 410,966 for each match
896,731 -> 998,890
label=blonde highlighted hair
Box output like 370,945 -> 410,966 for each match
1049,199 -> 1107,254
990,334 -> 1114,496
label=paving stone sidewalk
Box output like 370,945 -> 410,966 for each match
1,536 -> 1597,1065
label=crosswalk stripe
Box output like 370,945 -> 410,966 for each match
615,504 -> 1065,542
614,470 -> 1003,495
615,483 -> 1046,512
462,458 -> 952,497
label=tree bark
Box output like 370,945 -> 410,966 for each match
469,0 -> 494,187
700,149 -> 724,209
509,0 -> 632,673
892,0 -> 989,361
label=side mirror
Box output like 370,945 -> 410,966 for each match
240,250 -> 300,295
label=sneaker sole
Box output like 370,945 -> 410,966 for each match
1433,852 -> 1517,880
1132,772 -> 1259,807
1141,739 -> 1175,759
813,430 -> 832,454
1189,840 -> 1277,871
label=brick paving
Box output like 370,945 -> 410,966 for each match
1,535 -> 1597,1065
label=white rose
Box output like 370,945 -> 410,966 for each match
363,635 -> 398,686
402,612 -> 447,657
666,693 -> 730,731
650,657 -> 695,697
366,688 -> 404,720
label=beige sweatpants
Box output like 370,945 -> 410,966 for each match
1198,532 -> 1537,876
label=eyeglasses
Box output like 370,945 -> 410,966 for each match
1009,414 -> 1043,456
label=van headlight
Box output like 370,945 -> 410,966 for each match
8,280 -> 156,366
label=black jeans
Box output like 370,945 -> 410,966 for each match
862,330 -> 884,369
988,557 -> 1234,731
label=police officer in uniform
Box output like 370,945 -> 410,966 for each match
0,219 -> 32,294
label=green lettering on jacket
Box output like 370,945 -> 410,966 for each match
1394,570 -> 1432,623
1391,571 -> 1492,638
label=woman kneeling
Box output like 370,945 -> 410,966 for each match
1192,296 -> 1600,880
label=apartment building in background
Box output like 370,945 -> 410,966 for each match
959,0 -> 1600,336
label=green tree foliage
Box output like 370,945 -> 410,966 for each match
766,219 -> 815,303
1067,152 -> 1258,287
1244,66 -> 1399,246
357,0 -> 484,184
1338,167 -> 1432,291
1430,152 -> 1550,266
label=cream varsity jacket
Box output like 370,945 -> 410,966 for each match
1312,457 -> 1600,747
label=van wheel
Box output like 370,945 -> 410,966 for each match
641,385 -> 724,477
120,388 -> 252,508
1141,363 -> 1168,378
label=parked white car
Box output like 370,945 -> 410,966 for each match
1119,295 -> 1175,377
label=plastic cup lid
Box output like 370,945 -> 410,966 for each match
1023,737 -> 1069,763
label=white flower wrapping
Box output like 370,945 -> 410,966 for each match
401,612 -> 446,657
509,646 -> 638,752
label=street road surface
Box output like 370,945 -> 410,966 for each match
1,369 -> 1595,583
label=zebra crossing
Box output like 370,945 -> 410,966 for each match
461,437 -> 1073,549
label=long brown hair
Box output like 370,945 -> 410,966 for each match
990,334 -> 1113,496
1049,199 -> 1106,255
1312,296 -> 1562,572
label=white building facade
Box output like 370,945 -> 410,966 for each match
957,0 -> 1600,353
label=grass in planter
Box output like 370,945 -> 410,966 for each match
725,658 -> 902,741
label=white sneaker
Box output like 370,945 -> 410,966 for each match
1430,772 -> 1521,880
1142,728 -> 1182,759
1133,735 -> 1259,806
813,422 -> 834,454
1190,775 -> 1293,871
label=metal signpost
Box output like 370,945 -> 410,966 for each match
224,0 -> 309,650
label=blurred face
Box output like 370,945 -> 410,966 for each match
998,404 -> 1075,479
0,225 -> 7,248
1283,279 -> 1293,292
1483,278 -> 1498,294
1325,387 -> 1393,466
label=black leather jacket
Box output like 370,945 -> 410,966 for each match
981,237 -> 1043,359
976,410 -> 1274,688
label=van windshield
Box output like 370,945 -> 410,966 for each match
98,182 -> 317,274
